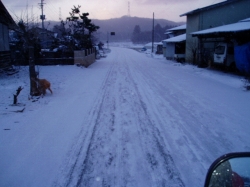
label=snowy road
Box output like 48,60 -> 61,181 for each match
1,46 -> 250,187
57,49 -> 185,187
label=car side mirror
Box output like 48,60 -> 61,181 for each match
204,152 -> 250,187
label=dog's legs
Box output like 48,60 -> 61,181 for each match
48,88 -> 53,94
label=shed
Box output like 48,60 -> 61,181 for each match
162,34 -> 186,61
144,42 -> 162,53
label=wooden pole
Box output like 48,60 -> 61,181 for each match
152,12 -> 155,53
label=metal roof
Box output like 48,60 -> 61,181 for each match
0,1 -> 17,30
180,0 -> 241,17
167,24 -> 186,31
162,34 -> 186,43
191,18 -> 250,36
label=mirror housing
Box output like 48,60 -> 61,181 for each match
204,152 -> 250,187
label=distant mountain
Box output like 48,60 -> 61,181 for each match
92,16 -> 185,42
45,16 -> 185,43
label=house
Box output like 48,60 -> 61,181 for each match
143,42 -> 162,53
180,0 -> 250,64
0,0 -> 17,70
164,24 -> 186,39
162,34 -> 186,61
162,24 -> 186,61
156,42 -> 163,54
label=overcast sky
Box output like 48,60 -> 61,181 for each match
2,0 -> 225,23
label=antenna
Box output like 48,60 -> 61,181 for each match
128,1 -> 131,17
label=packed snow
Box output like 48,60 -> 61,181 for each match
1,45 -> 250,187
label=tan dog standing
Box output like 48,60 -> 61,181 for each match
32,77 -> 53,95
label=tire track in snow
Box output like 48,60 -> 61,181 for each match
55,48 -> 185,187
53,58 -> 119,186
120,55 -> 185,187
125,51 -> 239,186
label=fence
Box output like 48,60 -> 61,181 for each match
7,48 -> 96,67
74,48 -> 96,67
35,57 -> 74,65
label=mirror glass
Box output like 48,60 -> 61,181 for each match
209,157 -> 250,187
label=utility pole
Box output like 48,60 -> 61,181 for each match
152,12 -> 155,53
59,7 -> 62,20
107,32 -> 109,49
39,0 -> 46,48
39,0 -> 45,30
128,1 -> 131,17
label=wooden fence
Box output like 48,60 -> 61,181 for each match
34,48 -> 96,66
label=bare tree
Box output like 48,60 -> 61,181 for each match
186,39 -> 198,65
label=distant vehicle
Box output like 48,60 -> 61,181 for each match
213,42 -> 235,69
141,47 -> 147,52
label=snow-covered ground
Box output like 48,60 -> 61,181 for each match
1,46 -> 250,187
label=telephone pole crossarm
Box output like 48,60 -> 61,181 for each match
39,0 -> 45,29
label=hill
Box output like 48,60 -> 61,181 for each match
92,16 -> 184,42
46,16 -> 185,43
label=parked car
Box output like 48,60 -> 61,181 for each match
213,42 -> 235,69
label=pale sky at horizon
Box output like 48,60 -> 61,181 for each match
2,0 -> 225,23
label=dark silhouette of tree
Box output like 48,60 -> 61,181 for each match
53,21 -> 68,38
17,20 -> 41,95
131,25 -> 151,43
131,23 -> 168,44
154,23 -> 165,42
131,25 -> 141,43
15,20 -> 41,63
66,5 -> 99,49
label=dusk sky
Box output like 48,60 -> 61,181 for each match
2,0 -> 225,23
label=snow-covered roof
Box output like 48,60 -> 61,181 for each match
180,0 -> 234,17
191,18 -> 250,36
162,34 -> 186,43
167,24 -> 186,31
144,42 -> 162,47
155,41 -> 163,45
241,17 -> 250,22
164,31 -> 173,35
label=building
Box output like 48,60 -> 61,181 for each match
164,24 -> 186,39
191,18 -> 250,71
0,0 -> 17,70
162,34 -> 186,62
180,0 -> 250,65
162,24 -> 186,61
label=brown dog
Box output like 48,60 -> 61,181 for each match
32,77 -> 53,95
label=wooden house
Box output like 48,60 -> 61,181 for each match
0,0 -> 17,70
